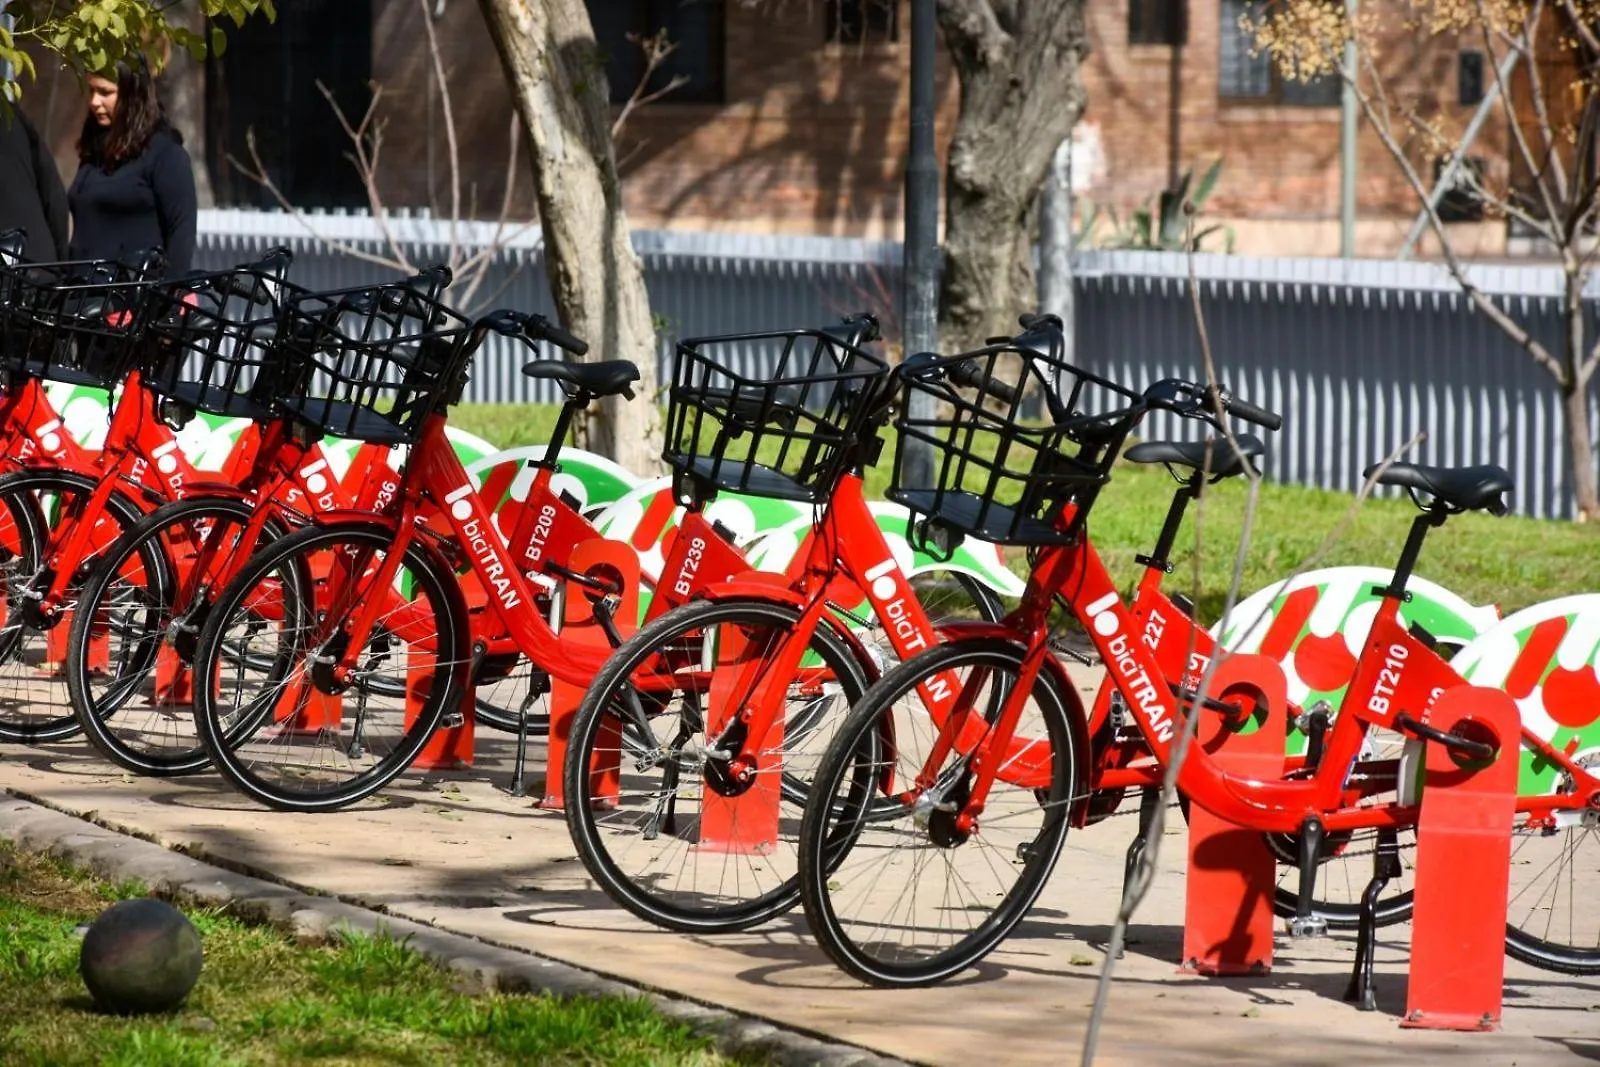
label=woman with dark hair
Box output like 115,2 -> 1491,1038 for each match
68,56 -> 196,276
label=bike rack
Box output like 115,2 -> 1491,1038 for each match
541,537 -> 639,811
1394,685 -> 1517,1031
407,635 -> 476,770
696,590 -> 786,856
1181,653 -> 1288,975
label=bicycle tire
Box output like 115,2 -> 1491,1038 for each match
192,521 -> 469,812
67,495 -> 288,776
1502,797 -> 1600,975
565,595 -> 873,933
0,469 -> 144,744
798,637 -> 1081,987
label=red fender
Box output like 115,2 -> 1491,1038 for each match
178,477 -> 254,501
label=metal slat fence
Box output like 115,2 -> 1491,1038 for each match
195,210 -> 1597,519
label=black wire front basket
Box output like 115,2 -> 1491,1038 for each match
665,326 -> 889,504
889,330 -> 1144,546
274,280 -> 472,445
0,258 -> 162,388
142,268 -> 308,421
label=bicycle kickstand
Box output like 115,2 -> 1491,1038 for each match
1119,787 -> 1162,953
508,673 -> 550,799
1343,827 -> 1401,1011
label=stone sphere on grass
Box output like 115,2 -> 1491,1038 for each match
79,898 -> 204,1014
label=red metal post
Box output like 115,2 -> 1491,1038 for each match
1181,652 -> 1289,975
1401,685 -> 1518,1032
541,537 -> 638,810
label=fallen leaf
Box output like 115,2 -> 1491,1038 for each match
1241,1007 -> 1261,1018
1068,954 -> 1095,966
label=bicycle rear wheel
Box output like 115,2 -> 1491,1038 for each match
67,496 -> 287,776
797,637 -> 1079,987
564,596 -> 872,932
0,471 -> 141,744
192,522 -> 467,812
1503,767 -> 1600,975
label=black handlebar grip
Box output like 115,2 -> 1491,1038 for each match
226,272 -> 273,303
250,245 -> 294,278
480,308 -> 526,336
949,357 -> 1019,406
1224,392 -> 1283,432
0,228 -> 25,263
130,248 -> 167,277
406,263 -> 454,299
532,315 -> 589,356
841,311 -> 882,344
1018,312 -> 1064,332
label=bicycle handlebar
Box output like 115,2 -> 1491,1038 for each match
948,357 -> 1019,405
1394,712 -> 1498,762
1018,312 -> 1063,333
0,228 -> 24,266
477,308 -> 589,356
1202,384 -> 1283,431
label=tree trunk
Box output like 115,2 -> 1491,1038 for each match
1036,136 -> 1073,344
1562,266 -> 1599,519
936,1 -> 1089,352
474,0 -> 661,474
1562,380 -> 1598,520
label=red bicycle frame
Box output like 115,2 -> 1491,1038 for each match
924,512 -> 1600,837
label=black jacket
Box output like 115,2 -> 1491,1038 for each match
0,106 -> 70,261
69,127 -> 196,277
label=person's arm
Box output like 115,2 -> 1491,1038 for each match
150,138 -> 197,276
21,110 -> 69,259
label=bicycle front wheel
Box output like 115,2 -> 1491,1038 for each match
1504,789 -> 1600,975
192,522 -> 468,812
565,595 -> 873,933
0,470 -> 142,744
797,637 -> 1079,988
67,496 -> 286,776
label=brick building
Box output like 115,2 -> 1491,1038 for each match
20,1 -> 1522,257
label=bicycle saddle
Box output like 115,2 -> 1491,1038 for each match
521,359 -> 640,398
1125,434 -> 1264,480
1362,461 -> 1513,514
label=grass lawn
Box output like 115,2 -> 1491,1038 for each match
0,840 -> 747,1067
451,403 -> 1600,620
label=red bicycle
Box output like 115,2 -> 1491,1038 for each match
61,254 -> 419,774
559,322 -> 1013,933
796,319 -> 1598,986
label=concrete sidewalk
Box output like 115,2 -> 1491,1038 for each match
0,728 -> 1595,1067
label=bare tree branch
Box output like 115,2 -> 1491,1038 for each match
227,131 -> 415,273
1518,0 -> 1573,206
419,0 -> 463,269
1476,11 -> 1565,238
1347,53 -> 1566,381
459,111 -> 529,311
611,29 -> 688,140
314,80 -> 417,273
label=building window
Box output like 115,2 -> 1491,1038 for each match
1218,0 -> 1339,105
826,0 -> 898,44
1458,51 -> 1486,106
205,0 -> 373,208
1129,1 -> 1187,46
587,0 -> 726,105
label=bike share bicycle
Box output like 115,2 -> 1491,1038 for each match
61,252 -> 426,775
560,320 -> 1019,934
796,315 -> 1598,986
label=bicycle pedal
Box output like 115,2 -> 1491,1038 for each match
1287,915 -> 1328,939
440,711 -> 465,730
